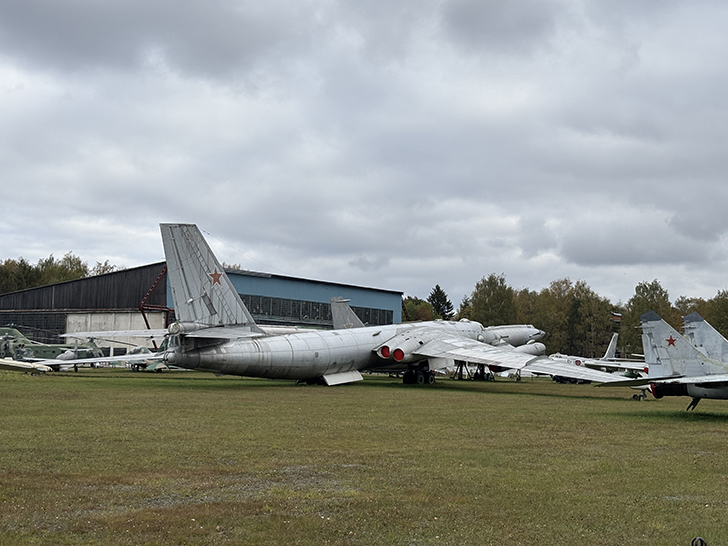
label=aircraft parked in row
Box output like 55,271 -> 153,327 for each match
0,327 -> 104,369
128,223 -> 621,385
27,224 -> 628,386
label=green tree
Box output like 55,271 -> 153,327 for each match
673,296 -> 709,318
37,252 -> 89,285
91,260 -> 117,276
469,273 -> 516,326
427,284 -> 454,320
526,278 -> 616,356
621,279 -> 678,354
530,278 -> 576,354
565,281 -> 615,357
513,288 -> 537,325
0,258 -> 40,294
706,290 -> 728,337
403,296 -> 436,322
0,252 -> 112,295
455,296 -> 472,320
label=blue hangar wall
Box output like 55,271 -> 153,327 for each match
167,268 -> 403,328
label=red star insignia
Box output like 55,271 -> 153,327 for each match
209,269 -> 222,285
666,335 -> 677,347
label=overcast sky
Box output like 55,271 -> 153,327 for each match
2,0 -> 728,306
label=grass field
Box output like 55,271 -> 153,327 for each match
1,369 -> 726,545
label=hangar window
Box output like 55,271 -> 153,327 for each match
234,293 -> 393,328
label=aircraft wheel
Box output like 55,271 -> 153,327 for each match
415,371 -> 425,385
403,370 -> 415,384
427,372 -> 435,385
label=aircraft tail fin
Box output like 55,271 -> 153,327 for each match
683,311 -> 728,360
602,333 -> 618,360
331,297 -> 365,329
160,224 -> 263,332
641,310 -> 716,378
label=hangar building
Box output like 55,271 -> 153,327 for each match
0,262 -> 403,351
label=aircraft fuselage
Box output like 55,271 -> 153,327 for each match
167,320 -> 485,380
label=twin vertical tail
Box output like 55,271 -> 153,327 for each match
160,224 -> 262,333
640,310 -> 719,378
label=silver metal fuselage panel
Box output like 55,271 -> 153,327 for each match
173,321 -> 484,380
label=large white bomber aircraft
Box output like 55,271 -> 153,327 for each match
155,223 -> 622,386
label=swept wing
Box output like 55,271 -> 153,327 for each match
413,337 -> 621,383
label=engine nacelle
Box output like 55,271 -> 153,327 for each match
168,322 -> 208,335
650,383 -> 688,399
376,332 -> 429,363
513,342 -> 546,356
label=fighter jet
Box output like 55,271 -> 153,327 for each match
604,311 -> 728,410
143,223 -> 623,386
547,333 -> 646,382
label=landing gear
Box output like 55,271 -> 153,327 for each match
632,389 -> 648,401
403,368 -> 435,385
686,397 -> 701,411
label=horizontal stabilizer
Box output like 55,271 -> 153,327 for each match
322,370 -> 363,385
0,358 -> 52,373
61,329 -> 168,339
598,375 -> 685,388
524,358 -> 622,382
35,352 -> 165,366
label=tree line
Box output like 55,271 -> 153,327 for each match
4,252 -> 725,359
0,253 -> 116,295
408,274 -> 728,359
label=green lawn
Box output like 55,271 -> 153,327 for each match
0,370 -> 724,545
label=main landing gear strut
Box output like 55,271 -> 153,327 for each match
402,369 -> 436,385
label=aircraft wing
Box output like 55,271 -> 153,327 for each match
414,338 -> 623,383
34,352 -> 165,367
523,358 -> 628,383
61,329 -> 169,339
647,373 -> 728,386
0,358 -> 52,373
598,372 -> 728,388
183,326 -> 266,340
414,337 -> 541,369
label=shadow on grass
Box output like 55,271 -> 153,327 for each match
614,408 -> 728,422
47,370 -> 645,403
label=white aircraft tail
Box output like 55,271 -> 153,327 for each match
683,312 -> 728,361
641,310 -> 721,378
330,297 -> 365,329
160,224 -> 263,332
602,333 -> 618,360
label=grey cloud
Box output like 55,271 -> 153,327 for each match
0,0 -> 318,77
559,211 -> 710,267
440,0 -> 562,56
